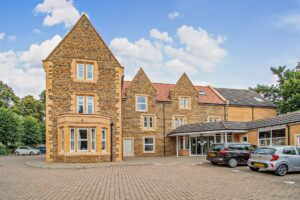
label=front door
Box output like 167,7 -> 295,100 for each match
123,138 -> 134,157
191,136 -> 215,155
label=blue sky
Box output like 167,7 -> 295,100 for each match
0,0 -> 300,97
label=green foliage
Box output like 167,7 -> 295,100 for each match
39,121 -> 46,144
0,108 -> 21,146
14,95 -> 45,121
21,116 -> 41,146
250,65 -> 300,114
39,90 -> 46,105
0,145 -> 10,155
0,81 -> 19,108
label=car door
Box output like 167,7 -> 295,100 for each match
236,144 -> 249,164
24,147 -> 30,155
282,147 -> 300,171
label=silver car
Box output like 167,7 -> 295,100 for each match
248,146 -> 300,176
15,146 -> 40,156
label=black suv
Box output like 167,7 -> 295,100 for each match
206,143 -> 257,168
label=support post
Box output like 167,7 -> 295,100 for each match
176,136 -> 179,157
225,132 -> 228,144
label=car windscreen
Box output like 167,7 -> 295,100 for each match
211,144 -> 224,151
254,147 -> 276,155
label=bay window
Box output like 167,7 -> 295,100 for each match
78,129 -> 88,151
91,129 -> 96,151
101,129 -> 106,151
70,128 -> 75,151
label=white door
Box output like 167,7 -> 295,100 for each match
123,139 -> 133,157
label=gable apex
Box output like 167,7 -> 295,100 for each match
43,14 -> 122,68
172,73 -> 199,95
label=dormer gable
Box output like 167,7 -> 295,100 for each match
126,68 -> 156,95
170,73 -> 199,98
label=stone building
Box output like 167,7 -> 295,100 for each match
44,14 -> 286,163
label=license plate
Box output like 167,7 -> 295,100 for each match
209,153 -> 216,157
254,163 -> 265,167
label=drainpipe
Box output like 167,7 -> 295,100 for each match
163,102 -> 166,156
287,124 -> 290,145
110,123 -> 114,162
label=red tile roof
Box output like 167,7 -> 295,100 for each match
122,81 -> 225,104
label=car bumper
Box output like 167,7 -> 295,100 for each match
247,159 -> 277,171
206,156 -> 227,164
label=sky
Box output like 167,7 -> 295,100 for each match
0,0 -> 300,98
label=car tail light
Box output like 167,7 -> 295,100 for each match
219,150 -> 228,156
270,154 -> 279,161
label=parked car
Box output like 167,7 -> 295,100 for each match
206,143 -> 257,168
248,146 -> 300,176
36,145 -> 46,154
15,146 -> 40,156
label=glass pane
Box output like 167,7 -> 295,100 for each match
175,118 -> 179,128
138,104 -> 146,111
79,130 -> 87,139
259,139 -> 271,146
185,136 -> 189,149
272,138 -> 285,146
87,97 -> 93,114
102,141 -> 106,150
179,136 -> 184,149
272,129 -> 285,138
283,147 -> 296,155
78,96 -> 84,113
86,64 -> 93,79
179,118 -> 184,126
145,138 -> 153,144
149,117 -> 153,128
144,116 -> 148,128
80,141 -> 88,150
102,129 -> 106,140
77,64 -> 84,79
71,141 -> 74,151
259,131 -> 271,139
91,129 -> 95,140
137,96 -> 146,103
145,145 -> 153,151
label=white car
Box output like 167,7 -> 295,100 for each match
15,146 -> 40,156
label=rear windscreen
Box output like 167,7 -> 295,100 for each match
254,148 -> 276,155
211,144 -> 224,151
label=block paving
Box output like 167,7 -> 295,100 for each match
1,155 -> 300,200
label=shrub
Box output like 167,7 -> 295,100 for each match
0,145 -> 9,155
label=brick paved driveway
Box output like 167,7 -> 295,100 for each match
1,155 -> 300,200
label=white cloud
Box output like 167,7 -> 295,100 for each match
164,25 -> 227,72
33,28 -> 44,35
0,32 -> 5,40
110,25 -> 227,83
0,35 -> 62,98
35,0 -> 81,27
168,11 -> 180,20
110,37 -> 163,69
8,35 -> 16,41
150,29 -> 173,43
277,13 -> 300,31
20,35 -> 62,68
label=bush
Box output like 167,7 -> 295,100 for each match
0,145 -> 9,155
0,107 -> 21,146
21,116 -> 41,146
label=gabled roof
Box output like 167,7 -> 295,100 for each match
168,111 -> 300,136
215,88 -> 276,108
122,81 -> 226,104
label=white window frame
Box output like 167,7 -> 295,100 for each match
179,97 -> 189,109
61,129 -> 64,152
77,64 -> 84,80
136,95 -> 147,112
77,128 -> 88,152
258,128 -> 286,146
174,116 -> 185,128
86,64 -> 94,80
143,115 -> 154,130
143,136 -> 155,153
77,96 -> 84,114
101,129 -> 106,152
86,96 -> 94,114
91,128 -> 96,152
70,128 -> 75,152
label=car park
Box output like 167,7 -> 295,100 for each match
248,146 -> 300,176
206,143 -> 257,168
36,145 -> 46,154
15,146 -> 40,156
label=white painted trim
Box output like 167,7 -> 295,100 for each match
258,125 -> 286,132
176,136 -> 178,157
169,130 -> 247,137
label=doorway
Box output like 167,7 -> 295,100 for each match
190,136 -> 215,155
123,138 -> 134,157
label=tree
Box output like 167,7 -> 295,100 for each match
0,81 -> 19,108
39,90 -> 46,105
21,116 -> 41,145
14,95 -> 45,121
0,108 -> 21,146
250,65 -> 300,114
39,121 -> 46,144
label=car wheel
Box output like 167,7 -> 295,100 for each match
211,162 -> 218,165
15,152 -> 19,156
275,164 -> 288,176
30,152 -> 34,156
249,167 -> 259,171
228,158 -> 238,168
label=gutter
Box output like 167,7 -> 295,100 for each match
163,102 -> 166,156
